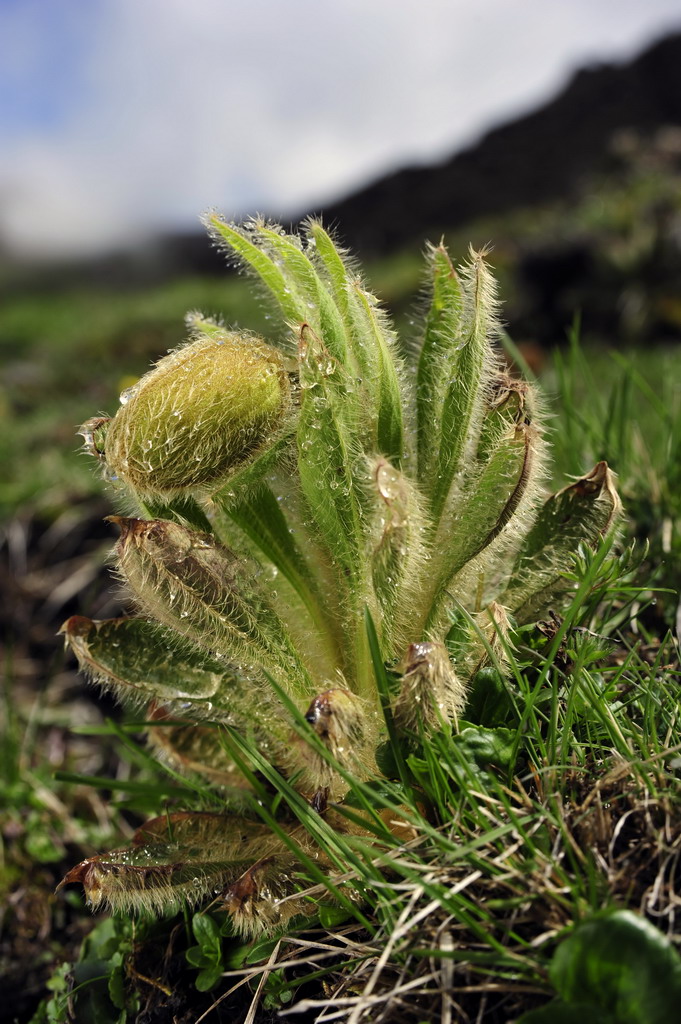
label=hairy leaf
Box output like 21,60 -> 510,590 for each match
112,517 -> 313,694
296,325 -> 367,585
427,247 -> 501,522
416,243 -> 465,485
252,222 -> 352,365
58,812 -> 317,934
204,215 -> 306,341
61,615 -> 226,709
502,462 -> 623,624
367,457 -> 430,652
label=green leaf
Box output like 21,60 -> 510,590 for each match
303,224 -> 403,460
318,905 -> 353,929
349,284 -> 405,461
454,725 -> 516,777
209,430 -> 296,504
464,667 -> 517,728
192,912 -> 222,953
111,517 -> 313,695
428,420 -> 534,628
107,958 -> 126,1012
502,462 -> 624,624
61,615 -> 289,758
225,485 -> 341,671
367,457 -> 429,652
416,243 -> 465,486
195,964 -> 224,991
204,216 -> 306,340
185,946 -> 210,967
444,602 -> 514,687
426,248 -> 499,522
60,615 -> 227,709
253,223 -> 351,365
245,936 -> 280,965
308,222 -> 404,460
549,910 -> 681,1024
364,607 -> 412,791
306,222 -> 353,321
69,962 -> 127,1024
146,714 -> 256,791
142,493 -> 214,533
58,812 -> 289,917
296,324 -> 368,608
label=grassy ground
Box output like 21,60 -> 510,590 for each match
2,246 -> 680,1022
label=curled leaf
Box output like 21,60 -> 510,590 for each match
60,615 -> 226,711
112,516 -> 312,692
502,461 -> 624,624
58,813 -> 311,926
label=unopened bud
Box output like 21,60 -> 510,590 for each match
221,858 -> 308,938
292,687 -> 376,798
304,687 -> 366,753
393,640 -> 465,734
449,601 -> 513,680
103,333 -> 290,497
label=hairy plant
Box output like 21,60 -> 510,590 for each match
59,219 -> 623,934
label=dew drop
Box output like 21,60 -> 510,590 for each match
119,384 -> 140,405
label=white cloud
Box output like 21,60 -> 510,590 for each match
0,0 -> 680,255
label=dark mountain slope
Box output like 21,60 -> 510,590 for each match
312,32 -> 681,254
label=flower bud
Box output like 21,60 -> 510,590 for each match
392,640 -> 465,734
104,333 -> 290,497
447,601 -> 513,681
290,688 -> 377,800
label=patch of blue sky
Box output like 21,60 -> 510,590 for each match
0,0 -> 102,136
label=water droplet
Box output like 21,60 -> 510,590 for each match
119,384 -> 140,405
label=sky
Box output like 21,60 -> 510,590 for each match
1,0 -> 680,258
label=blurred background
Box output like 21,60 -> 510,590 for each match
2,0 -> 681,514
1,0 -> 681,516
2,3 -> 681,1015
